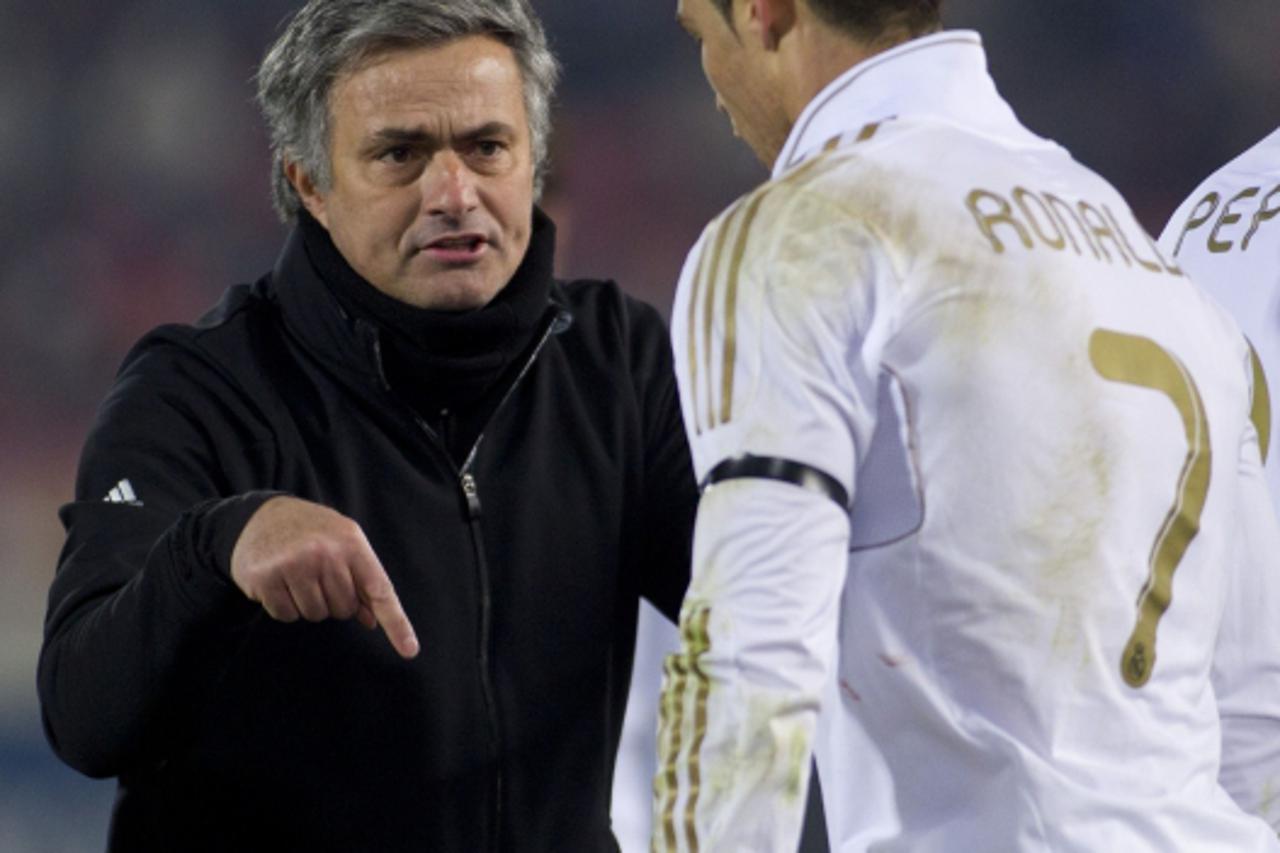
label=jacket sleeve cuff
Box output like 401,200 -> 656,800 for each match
166,491 -> 285,621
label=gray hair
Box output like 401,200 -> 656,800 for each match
256,0 -> 561,222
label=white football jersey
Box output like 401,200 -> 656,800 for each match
1160,128 -> 1280,510
1157,127 -> 1280,837
655,32 -> 1280,852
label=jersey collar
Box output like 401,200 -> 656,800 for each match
772,30 -> 1046,179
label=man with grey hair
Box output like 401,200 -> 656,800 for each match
37,1 -> 697,850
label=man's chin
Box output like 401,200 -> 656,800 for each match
395,270 -> 506,312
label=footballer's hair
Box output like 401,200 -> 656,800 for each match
710,0 -> 943,44
256,0 -> 560,222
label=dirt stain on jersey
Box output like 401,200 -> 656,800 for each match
1257,777 -> 1280,825
844,157 -> 1119,675
740,692 -> 816,808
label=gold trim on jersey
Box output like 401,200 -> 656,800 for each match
685,243 -> 707,436
855,120 -> 886,143
681,605 -> 713,851
1090,329 -> 1211,688
687,154 -> 836,435
656,639 -> 690,850
718,192 -> 770,427
689,209 -> 738,435
655,603 -> 712,852
1249,342 -> 1272,463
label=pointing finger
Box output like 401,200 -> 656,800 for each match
351,551 -> 419,659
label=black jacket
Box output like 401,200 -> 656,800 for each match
38,211 -> 697,851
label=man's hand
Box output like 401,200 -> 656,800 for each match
230,496 -> 420,659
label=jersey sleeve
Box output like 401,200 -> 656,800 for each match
671,185 -> 895,492
1213,349 -> 1280,832
655,184 -> 897,851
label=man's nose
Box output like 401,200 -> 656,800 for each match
422,152 -> 479,219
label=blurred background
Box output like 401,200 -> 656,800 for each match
1,1 -> 1276,849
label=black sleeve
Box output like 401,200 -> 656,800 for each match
37,336 -> 280,778
628,299 -> 697,623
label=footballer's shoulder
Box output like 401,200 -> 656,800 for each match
729,149 -> 863,238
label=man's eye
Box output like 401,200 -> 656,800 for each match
380,146 -> 412,164
475,140 -> 505,158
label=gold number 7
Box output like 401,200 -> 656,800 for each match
1089,329 -> 1212,688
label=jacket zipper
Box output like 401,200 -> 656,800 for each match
454,314 -> 558,851
372,311 -> 562,851
459,469 -> 501,850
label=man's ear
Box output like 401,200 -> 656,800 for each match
745,0 -> 796,51
285,160 -> 328,227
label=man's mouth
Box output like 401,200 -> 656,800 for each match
422,234 -> 488,263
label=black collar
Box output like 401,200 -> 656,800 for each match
271,207 -> 560,415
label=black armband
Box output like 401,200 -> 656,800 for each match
701,454 -> 849,511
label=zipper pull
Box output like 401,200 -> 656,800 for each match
460,472 -> 483,519
357,321 -> 392,391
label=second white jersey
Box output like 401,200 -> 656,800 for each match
656,33 -> 1280,852
1160,128 -> 1280,511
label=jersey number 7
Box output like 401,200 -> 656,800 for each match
1089,329 -> 1211,688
